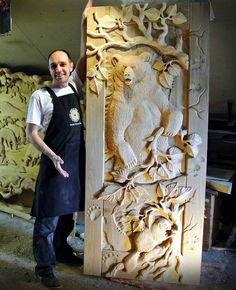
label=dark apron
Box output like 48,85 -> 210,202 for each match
31,84 -> 85,218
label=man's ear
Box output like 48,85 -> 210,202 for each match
70,63 -> 74,72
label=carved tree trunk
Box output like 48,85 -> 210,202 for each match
84,1 -> 209,285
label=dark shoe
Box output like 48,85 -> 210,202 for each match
56,251 -> 83,265
36,272 -> 62,289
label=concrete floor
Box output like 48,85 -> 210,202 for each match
1,211 -> 236,290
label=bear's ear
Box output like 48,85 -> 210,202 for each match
140,52 -> 152,63
111,54 -> 121,67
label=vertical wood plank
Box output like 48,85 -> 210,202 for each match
83,7 -> 105,275
182,1 -> 210,285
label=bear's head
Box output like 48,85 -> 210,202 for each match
111,52 -> 152,87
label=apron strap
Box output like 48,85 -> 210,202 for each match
44,86 -> 57,100
68,83 -> 84,101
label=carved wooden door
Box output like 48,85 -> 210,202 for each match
84,1 -> 209,285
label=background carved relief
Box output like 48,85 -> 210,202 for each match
0,68 -> 47,200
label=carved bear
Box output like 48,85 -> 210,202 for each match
106,52 -> 183,177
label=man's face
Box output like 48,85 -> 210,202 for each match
48,51 -> 73,87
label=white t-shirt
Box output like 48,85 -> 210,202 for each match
26,71 -> 82,132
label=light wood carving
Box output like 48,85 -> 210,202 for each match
84,2 -> 209,285
0,68 -> 48,199
101,181 -> 194,282
106,52 -> 183,181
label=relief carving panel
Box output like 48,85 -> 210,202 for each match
85,2 -> 209,284
0,68 -> 48,200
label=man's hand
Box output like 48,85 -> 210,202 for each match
51,155 -> 69,178
83,0 -> 93,18
76,0 -> 93,83
26,123 -> 69,178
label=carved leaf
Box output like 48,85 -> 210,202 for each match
98,15 -> 117,29
157,183 -> 166,198
133,219 -> 145,232
120,191 -> 130,207
87,67 -> 107,80
185,144 -> 199,158
89,79 -> 97,94
97,184 -> 124,204
166,182 -> 178,198
183,134 -> 202,157
166,162 -> 174,173
186,133 -> 202,146
168,147 -> 182,155
171,186 -> 193,205
88,70 -> 105,95
167,63 -> 181,76
111,175 -> 127,184
149,167 -> 157,180
122,186 -> 148,207
96,67 -> 108,80
94,77 -> 104,95
144,8 -> 160,21
152,58 -> 165,72
166,4 -> 177,18
157,165 -> 170,179
134,186 -> 148,198
113,209 -> 138,234
87,67 -> 97,78
168,147 -> 184,163
172,12 -> 187,25
159,71 -> 173,89
122,5 -> 133,22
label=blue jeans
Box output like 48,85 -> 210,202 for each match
33,214 -> 74,276
33,216 -> 59,276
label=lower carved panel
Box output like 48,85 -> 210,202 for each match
100,181 -> 194,282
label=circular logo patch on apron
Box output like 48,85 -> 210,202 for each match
69,108 -> 80,122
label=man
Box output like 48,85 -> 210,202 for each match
26,1 -> 92,289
